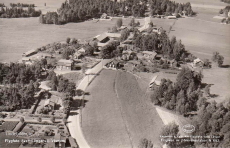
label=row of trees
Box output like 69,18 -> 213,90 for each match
0,6 -> 41,18
151,67 -> 203,115
149,0 -> 194,16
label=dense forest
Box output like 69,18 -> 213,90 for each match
0,80 -> 39,111
151,67 -> 203,115
40,0 -> 194,25
149,0 -> 194,16
0,5 -> 41,18
0,62 -> 47,111
192,100 -> 230,147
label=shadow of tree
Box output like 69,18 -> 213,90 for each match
221,65 -> 230,68
210,94 -> 219,98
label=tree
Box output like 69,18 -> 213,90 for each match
120,29 -> 130,41
66,37 -> 70,44
84,45 -> 94,56
138,138 -> 153,148
160,122 -> 179,147
37,117 -> 42,122
20,117 -> 25,123
116,18 -> 123,28
204,85 -> 211,97
50,116 -> 55,123
212,52 -> 224,67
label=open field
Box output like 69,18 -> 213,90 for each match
82,70 -> 164,148
0,17 -> 144,63
169,18 -> 230,65
202,67 -> 230,103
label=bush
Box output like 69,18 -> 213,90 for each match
116,18 -> 123,28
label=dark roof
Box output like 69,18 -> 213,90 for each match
23,49 -> 37,56
95,33 -> 109,42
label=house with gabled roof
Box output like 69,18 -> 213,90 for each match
56,59 -> 74,70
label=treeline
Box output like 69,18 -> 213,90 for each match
151,67 -> 203,115
47,71 -> 76,97
40,0 -> 146,25
0,80 -> 40,111
0,3 -> 5,7
10,3 -> 35,7
149,0 -> 194,16
0,6 -> 41,18
192,100 -> 230,147
221,0 -> 230,4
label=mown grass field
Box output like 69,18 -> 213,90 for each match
82,70 -> 164,148
82,70 -> 131,148
169,18 -> 230,65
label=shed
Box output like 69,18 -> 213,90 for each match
22,49 -> 37,57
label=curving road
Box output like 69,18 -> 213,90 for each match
67,59 -> 112,148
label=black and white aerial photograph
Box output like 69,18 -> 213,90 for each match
0,0 -> 229,148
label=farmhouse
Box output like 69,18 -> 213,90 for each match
22,49 -> 37,57
74,52 -> 84,59
101,13 -> 108,19
77,47 -> 86,54
56,59 -> 74,70
106,32 -> 121,39
94,33 -> 110,43
142,51 -> 157,60
149,72 -> 177,88
193,58 -> 204,67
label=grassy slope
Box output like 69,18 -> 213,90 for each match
82,70 -> 164,148
115,71 -> 164,147
82,70 -> 131,148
